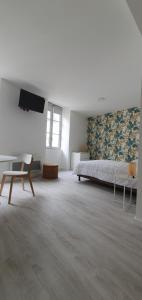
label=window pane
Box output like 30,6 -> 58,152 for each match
52,134 -> 59,147
47,111 -> 51,119
46,133 -> 50,147
53,113 -> 60,122
53,121 -> 60,134
47,119 -> 51,132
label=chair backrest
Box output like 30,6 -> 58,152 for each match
21,154 -> 33,165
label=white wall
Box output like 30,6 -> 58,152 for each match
136,97 -> 142,221
44,148 -> 62,167
0,79 -> 46,164
127,0 -> 142,36
69,111 -> 87,154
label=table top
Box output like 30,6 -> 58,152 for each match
0,155 -> 17,162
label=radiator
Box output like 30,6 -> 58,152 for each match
12,160 -> 41,175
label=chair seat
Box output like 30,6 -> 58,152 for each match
3,170 -> 28,176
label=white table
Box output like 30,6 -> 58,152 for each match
0,155 -> 17,175
0,155 -> 17,163
0,155 -> 17,203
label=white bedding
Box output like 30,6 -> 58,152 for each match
74,160 -> 137,188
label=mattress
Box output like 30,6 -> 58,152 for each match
74,160 -> 137,188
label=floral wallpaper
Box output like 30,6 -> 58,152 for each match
87,107 -> 140,162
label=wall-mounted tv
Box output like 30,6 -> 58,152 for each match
19,89 -> 45,113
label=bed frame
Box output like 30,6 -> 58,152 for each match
78,174 -> 114,186
77,174 -> 136,193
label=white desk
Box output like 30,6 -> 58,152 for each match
0,155 -> 17,176
0,155 -> 17,162
0,155 -> 17,203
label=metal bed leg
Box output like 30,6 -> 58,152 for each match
130,184 -> 133,204
114,175 -> 116,199
123,185 -> 125,209
114,183 -> 116,198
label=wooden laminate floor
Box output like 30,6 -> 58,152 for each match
0,171 -> 142,300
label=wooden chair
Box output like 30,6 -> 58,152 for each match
0,154 -> 35,204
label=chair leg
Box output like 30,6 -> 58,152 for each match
28,175 -> 35,197
8,177 -> 14,204
0,175 -> 6,196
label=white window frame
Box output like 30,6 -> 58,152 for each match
46,102 -> 62,149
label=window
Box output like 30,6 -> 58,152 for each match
46,102 -> 62,148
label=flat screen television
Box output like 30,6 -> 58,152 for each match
19,89 -> 45,113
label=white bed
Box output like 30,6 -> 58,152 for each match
74,159 -> 137,189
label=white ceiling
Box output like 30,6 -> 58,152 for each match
0,0 -> 142,115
